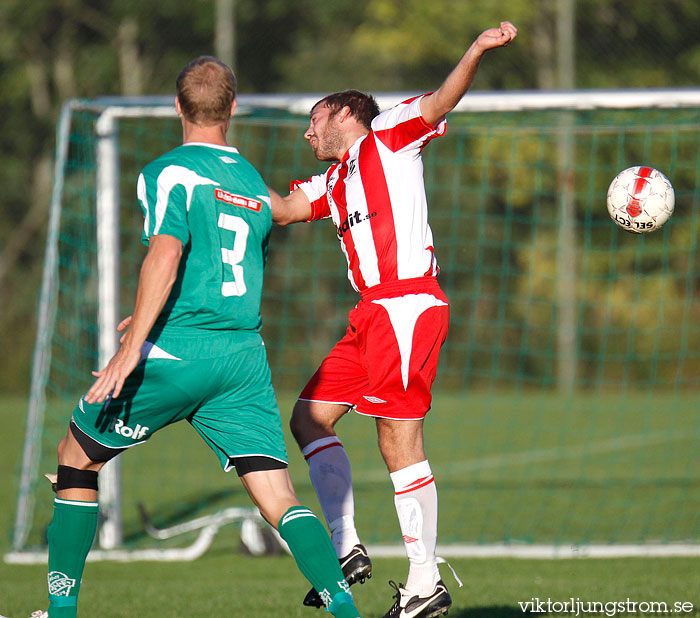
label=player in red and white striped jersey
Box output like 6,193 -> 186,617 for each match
291,91 -> 443,293
270,21 -> 518,618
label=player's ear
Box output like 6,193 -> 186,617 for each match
230,99 -> 237,118
175,97 -> 182,117
338,106 -> 352,123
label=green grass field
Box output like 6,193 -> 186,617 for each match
16,389 -> 700,549
2,393 -> 699,617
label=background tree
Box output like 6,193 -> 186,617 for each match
1,0 -> 699,393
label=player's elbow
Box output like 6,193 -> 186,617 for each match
269,191 -> 293,226
272,211 -> 295,226
272,202 -> 306,226
160,242 -> 183,268
271,190 -> 310,226
147,238 -> 183,282
164,245 -> 183,277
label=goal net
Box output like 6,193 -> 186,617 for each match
9,90 -> 700,561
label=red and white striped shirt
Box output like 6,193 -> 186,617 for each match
294,95 -> 446,293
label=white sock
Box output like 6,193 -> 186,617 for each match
302,436 -> 361,557
390,460 -> 440,596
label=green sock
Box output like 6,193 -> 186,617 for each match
278,506 -> 361,617
47,498 -> 99,618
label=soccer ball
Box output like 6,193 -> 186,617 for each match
606,166 -> 674,234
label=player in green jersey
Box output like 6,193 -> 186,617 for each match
35,56 -> 362,618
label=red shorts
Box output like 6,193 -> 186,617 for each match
299,277 -> 449,420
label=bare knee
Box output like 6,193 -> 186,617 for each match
289,400 -> 348,448
289,400 -> 317,444
57,436 -> 68,462
239,468 -> 301,527
56,430 -> 102,472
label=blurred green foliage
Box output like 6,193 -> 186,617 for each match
1,0 -> 699,393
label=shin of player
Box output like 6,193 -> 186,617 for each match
391,460 -> 440,593
44,430 -> 108,618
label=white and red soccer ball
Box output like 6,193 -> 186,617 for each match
606,166 -> 675,234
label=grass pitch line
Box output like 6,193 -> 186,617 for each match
354,428 -> 697,483
446,428 -> 698,474
366,542 -> 700,559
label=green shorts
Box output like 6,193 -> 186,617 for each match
71,330 -> 287,471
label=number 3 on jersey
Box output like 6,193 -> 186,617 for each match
217,212 -> 249,297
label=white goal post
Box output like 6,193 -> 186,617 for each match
8,88 -> 700,564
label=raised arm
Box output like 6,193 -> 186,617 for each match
268,185 -> 312,226
420,21 -> 518,127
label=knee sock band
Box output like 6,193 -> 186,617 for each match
56,465 -> 98,492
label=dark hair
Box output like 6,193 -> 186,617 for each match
176,56 -> 237,126
312,90 -> 380,130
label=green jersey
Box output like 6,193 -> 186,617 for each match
73,143 -> 287,466
137,142 -> 271,337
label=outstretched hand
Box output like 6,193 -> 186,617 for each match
419,20 -> 518,127
84,316 -> 139,405
84,344 -> 142,404
475,21 -> 518,53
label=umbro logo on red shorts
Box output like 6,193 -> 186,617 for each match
363,395 -> 387,404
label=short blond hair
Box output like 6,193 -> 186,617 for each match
176,56 -> 237,126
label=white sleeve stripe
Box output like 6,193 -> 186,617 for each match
152,166 -> 220,236
137,173 -> 149,236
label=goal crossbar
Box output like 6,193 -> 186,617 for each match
74,87 -> 700,116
